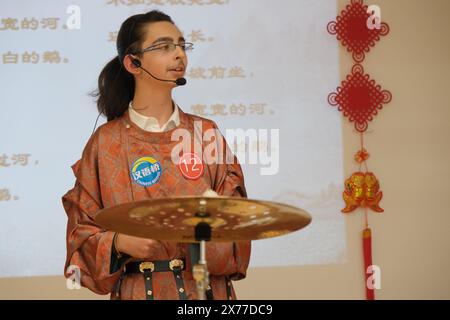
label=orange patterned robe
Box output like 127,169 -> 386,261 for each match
62,108 -> 251,300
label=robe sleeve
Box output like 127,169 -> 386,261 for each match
62,133 -> 128,295
204,123 -> 251,281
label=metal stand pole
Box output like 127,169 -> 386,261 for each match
188,199 -> 212,300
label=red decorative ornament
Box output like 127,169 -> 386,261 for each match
355,147 -> 370,163
363,228 -> 375,300
328,64 -> 392,132
327,0 -> 390,62
327,0 -> 392,300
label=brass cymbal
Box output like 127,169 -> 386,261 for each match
95,196 -> 312,242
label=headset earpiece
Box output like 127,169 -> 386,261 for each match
131,58 -> 141,68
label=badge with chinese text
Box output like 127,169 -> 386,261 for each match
130,156 -> 162,187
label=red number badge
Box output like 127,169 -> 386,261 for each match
178,153 -> 204,180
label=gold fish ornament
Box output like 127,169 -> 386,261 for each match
342,172 -> 384,213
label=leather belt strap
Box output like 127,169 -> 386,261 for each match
225,276 -> 233,300
125,259 -> 187,300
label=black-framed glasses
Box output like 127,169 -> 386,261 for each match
140,42 -> 194,54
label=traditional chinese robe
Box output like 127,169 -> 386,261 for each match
62,108 -> 251,300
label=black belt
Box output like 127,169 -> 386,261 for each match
125,259 -> 187,300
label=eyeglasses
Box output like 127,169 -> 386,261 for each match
140,42 -> 194,54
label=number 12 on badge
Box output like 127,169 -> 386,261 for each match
178,152 -> 204,180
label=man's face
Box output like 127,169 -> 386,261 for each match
137,21 -> 188,87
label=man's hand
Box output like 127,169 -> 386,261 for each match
115,233 -> 163,259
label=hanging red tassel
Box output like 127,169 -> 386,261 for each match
363,227 -> 375,300
327,0 -> 391,300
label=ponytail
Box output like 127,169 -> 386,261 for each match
91,56 -> 134,121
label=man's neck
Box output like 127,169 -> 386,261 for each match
132,83 -> 174,126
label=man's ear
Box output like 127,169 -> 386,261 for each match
123,54 -> 141,75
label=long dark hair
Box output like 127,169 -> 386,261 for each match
91,10 -> 174,121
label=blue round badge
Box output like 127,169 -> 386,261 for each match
130,156 -> 162,187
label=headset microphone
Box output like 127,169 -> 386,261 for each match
131,58 -> 186,86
